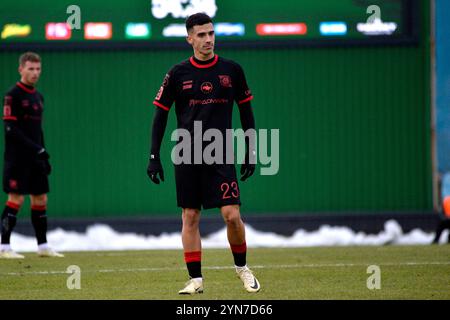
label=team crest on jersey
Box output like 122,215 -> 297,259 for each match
219,75 -> 232,88
201,82 -> 213,94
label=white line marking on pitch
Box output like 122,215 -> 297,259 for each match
2,261 -> 450,276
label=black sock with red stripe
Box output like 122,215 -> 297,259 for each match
1,202 -> 20,245
184,251 -> 202,278
31,205 -> 47,245
230,242 -> 247,267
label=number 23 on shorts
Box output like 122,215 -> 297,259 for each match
221,182 -> 239,199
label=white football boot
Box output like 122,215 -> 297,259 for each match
0,249 -> 25,259
236,266 -> 261,293
178,278 -> 204,295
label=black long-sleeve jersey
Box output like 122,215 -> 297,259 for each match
153,55 -> 254,134
3,82 -> 45,163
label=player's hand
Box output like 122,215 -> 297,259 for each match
240,151 -> 256,181
240,163 -> 255,181
147,156 -> 164,184
43,160 -> 51,175
36,149 -> 51,175
37,148 -> 50,161
35,159 -> 51,175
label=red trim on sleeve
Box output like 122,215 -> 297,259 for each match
6,201 -> 21,210
3,116 -> 17,121
184,251 -> 202,263
153,101 -> 170,111
238,95 -> 254,105
189,55 -> 219,69
16,82 -> 36,94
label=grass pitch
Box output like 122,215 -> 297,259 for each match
0,246 -> 449,300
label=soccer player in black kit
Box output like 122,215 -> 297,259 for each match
147,13 -> 261,294
0,52 -> 63,259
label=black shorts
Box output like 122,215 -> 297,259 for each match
3,161 -> 49,195
175,164 -> 241,209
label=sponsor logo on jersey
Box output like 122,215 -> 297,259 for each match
155,86 -> 164,100
21,100 -> 29,108
24,114 -> 42,121
182,80 -> 193,90
189,98 -> 229,107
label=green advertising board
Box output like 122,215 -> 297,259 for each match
0,0 -> 418,48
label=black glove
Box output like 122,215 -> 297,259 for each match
36,148 -> 51,175
37,148 -> 50,160
240,150 -> 256,181
147,155 -> 164,184
40,160 -> 51,175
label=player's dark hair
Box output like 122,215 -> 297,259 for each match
185,13 -> 213,33
19,52 -> 41,66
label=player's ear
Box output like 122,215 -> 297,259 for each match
186,34 -> 193,46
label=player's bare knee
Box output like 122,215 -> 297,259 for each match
8,194 -> 25,207
182,208 -> 201,227
224,215 -> 242,229
30,194 -> 47,206
221,206 -> 242,227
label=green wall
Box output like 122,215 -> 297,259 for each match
0,4 -> 432,218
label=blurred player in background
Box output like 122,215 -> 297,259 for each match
0,52 -> 63,259
147,13 -> 260,294
432,172 -> 450,244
